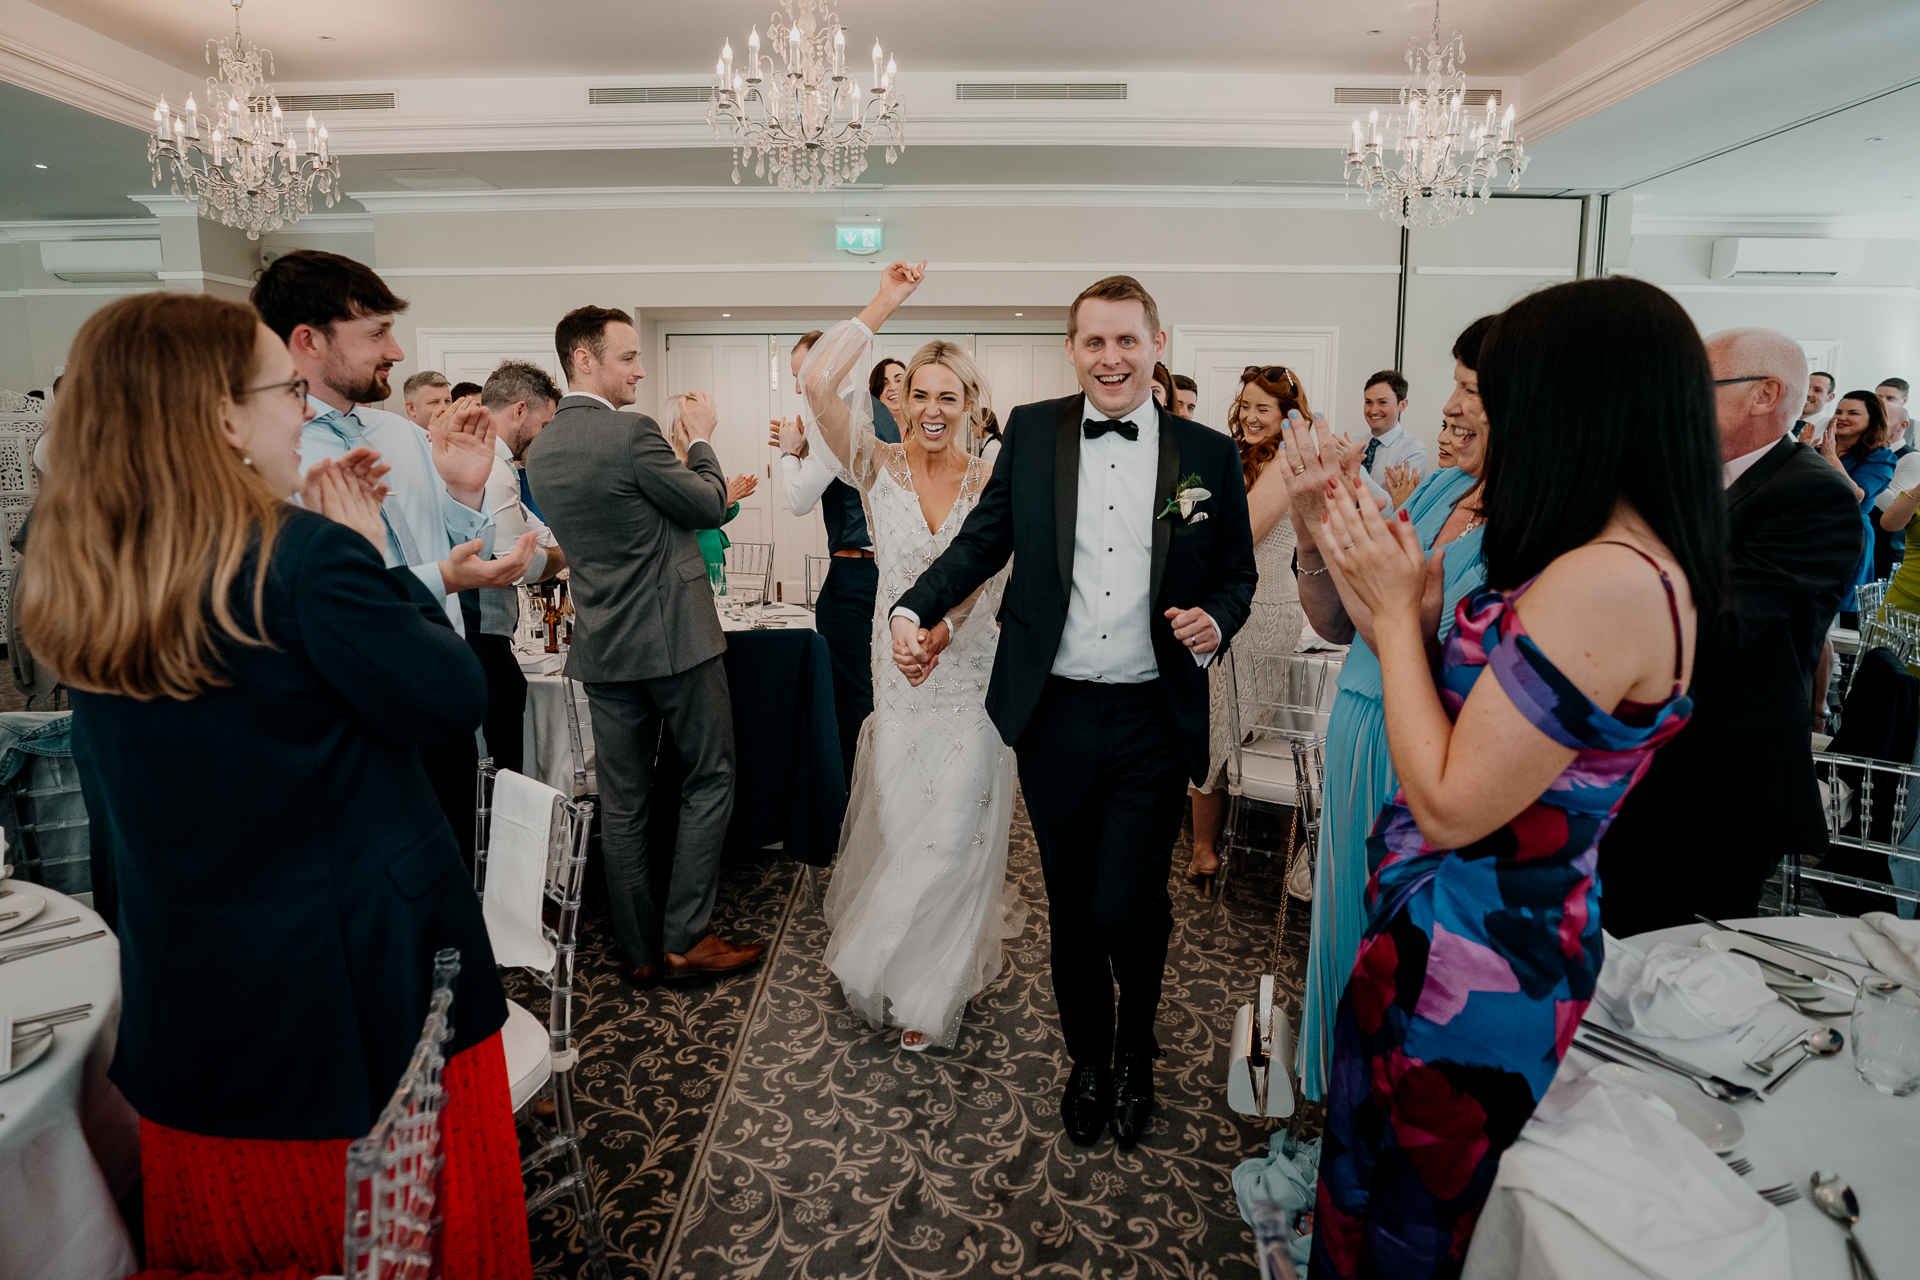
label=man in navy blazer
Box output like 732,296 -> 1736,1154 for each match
894,276 -> 1258,1146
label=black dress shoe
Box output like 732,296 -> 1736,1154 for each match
1111,1048 -> 1156,1146
1061,1060 -> 1111,1145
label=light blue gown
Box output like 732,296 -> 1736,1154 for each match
1296,466 -> 1487,1101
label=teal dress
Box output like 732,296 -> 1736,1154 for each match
697,501 -> 741,576
1298,467 -> 1487,1102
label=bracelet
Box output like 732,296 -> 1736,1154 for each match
1298,563 -> 1331,578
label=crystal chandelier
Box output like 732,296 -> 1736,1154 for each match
1343,0 -> 1526,229
709,0 -> 905,193
146,0 -> 342,239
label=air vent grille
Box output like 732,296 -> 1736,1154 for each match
589,85 -> 712,105
275,92 -> 395,112
1333,86 -> 1502,107
955,82 -> 1128,102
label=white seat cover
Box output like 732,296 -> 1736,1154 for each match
502,999 -> 551,1113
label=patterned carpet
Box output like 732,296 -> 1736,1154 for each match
507,792 -> 1313,1280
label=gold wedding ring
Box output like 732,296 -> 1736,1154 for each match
1343,542 -> 1356,551
1291,464 -> 1308,476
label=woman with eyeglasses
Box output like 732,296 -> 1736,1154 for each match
22,293 -> 532,1276
1187,365 -> 1310,891
1278,316 -> 1497,1105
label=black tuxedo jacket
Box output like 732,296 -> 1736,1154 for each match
1606,435 -> 1863,854
896,395 -> 1258,785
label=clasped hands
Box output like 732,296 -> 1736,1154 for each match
890,615 -> 951,687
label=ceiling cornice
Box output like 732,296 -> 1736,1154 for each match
0,27 -> 157,130
342,183 -> 1368,216
0,216 -> 158,242
1518,0 -> 1823,140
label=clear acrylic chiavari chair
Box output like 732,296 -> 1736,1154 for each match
722,541 -> 775,606
1786,749 -> 1920,918
474,761 -> 612,1280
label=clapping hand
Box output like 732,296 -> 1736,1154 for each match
769,416 -> 808,458
1277,410 -> 1373,536
726,474 -> 758,504
428,396 -> 498,508
1320,474 -> 1428,620
302,449 -> 391,552
680,391 -> 718,443
440,531 -> 539,593
1383,462 -> 1421,509
890,613 -> 950,687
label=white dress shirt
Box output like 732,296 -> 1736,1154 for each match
1875,451 -> 1920,510
486,436 -> 557,582
780,449 -> 874,545
566,390 -> 615,410
1359,423 -> 1429,505
299,399 -> 493,633
1722,433 -> 1790,489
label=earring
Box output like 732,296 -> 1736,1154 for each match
242,456 -> 253,466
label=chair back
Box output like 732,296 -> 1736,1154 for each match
1858,579 -> 1891,621
1784,749 -> 1920,916
559,678 -> 593,797
0,712 -> 92,900
475,762 -> 595,1063
1853,605 -> 1920,694
1225,651 -> 1339,800
343,948 -> 460,1280
804,555 -> 832,608
723,541 -> 774,605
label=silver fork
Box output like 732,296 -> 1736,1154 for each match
1573,1035 -> 1755,1104
1721,1156 -> 1754,1176
1757,1183 -> 1802,1206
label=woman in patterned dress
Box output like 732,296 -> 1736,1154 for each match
1303,277 -> 1729,1278
1187,365 -> 1309,888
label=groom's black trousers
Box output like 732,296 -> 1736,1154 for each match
1016,675 -> 1188,1066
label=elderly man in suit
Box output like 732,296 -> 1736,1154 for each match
1598,327 -> 1862,934
524,306 -> 764,985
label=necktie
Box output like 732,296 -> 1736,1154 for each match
323,411 -> 422,566
1083,418 -> 1139,442
516,464 -> 543,520
1363,437 -> 1382,473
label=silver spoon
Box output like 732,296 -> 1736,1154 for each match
1810,1170 -> 1879,1280
1762,1028 -> 1844,1095
1747,1028 -> 1818,1075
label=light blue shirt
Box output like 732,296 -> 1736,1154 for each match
299,398 -> 493,634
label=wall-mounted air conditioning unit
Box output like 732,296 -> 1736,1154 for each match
1709,238 -> 1865,280
39,239 -> 164,283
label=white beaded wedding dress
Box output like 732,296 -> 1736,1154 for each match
802,320 -> 1026,1049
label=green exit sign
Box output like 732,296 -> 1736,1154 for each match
835,220 -> 883,255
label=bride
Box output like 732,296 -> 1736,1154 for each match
804,260 -> 1024,1051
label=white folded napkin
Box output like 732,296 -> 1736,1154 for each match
484,769 -> 559,972
1849,911 -> 1920,986
1592,933 -> 1774,1039
1485,1073 -> 1788,1280
516,650 -> 567,676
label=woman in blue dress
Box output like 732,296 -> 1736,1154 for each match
1308,277 -> 1727,1278
1285,317 -> 1497,1103
1817,389 -> 1896,623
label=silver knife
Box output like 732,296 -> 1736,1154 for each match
0,917 -> 82,947
1694,916 -> 1872,969
1731,949 -> 1858,998
0,931 -> 105,965
1580,1022 -> 1763,1101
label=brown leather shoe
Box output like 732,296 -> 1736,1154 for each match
626,962 -> 665,987
663,933 -> 766,978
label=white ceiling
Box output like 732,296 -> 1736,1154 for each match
37,0 -> 1646,81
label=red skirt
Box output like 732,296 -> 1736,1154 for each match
131,1031 -> 533,1280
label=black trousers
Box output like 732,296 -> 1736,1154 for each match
419,732 -> 480,870
814,555 -> 879,786
1016,676 -> 1189,1066
466,630 -> 529,776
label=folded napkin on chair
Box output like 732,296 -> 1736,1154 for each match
1848,911 -> 1920,986
485,769 -> 560,971
1592,933 -> 1774,1039
1466,1074 -> 1788,1280
516,650 -> 567,676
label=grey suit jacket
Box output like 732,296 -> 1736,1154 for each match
524,395 -> 730,682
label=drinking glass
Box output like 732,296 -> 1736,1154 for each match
1852,979 -> 1920,1096
708,562 -> 730,617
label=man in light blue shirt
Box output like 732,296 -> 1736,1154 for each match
253,249 -> 534,861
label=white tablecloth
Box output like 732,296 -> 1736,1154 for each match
1465,916 -> 1919,1280
0,882 -> 138,1280
518,604 -> 818,796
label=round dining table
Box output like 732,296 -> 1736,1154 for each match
1464,914 -> 1919,1280
0,879 -> 138,1280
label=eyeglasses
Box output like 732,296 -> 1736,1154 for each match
1442,424 -> 1479,441
1712,375 -> 1772,387
245,377 -> 309,403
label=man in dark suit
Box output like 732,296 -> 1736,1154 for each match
894,275 -> 1258,1147
525,306 -> 765,985
1599,327 -> 1862,935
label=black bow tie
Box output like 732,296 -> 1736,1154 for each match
1083,418 -> 1139,442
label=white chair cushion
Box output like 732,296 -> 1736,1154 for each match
1235,750 -> 1297,807
502,998 -> 552,1113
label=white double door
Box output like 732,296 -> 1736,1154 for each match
665,329 -> 1069,601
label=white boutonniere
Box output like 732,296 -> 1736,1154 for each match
1158,473 -> 1211,523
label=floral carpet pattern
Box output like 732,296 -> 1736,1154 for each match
510,793 -> 1310,1280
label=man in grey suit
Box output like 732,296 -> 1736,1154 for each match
524,305 -> 765,985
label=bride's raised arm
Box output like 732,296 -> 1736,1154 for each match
800,259 -> 926,492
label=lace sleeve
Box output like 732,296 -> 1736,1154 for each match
799,319 -> 887,493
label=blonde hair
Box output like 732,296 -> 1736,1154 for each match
661,393 -> 690,462
20,292 -> 287,700
901,341 -> 993,455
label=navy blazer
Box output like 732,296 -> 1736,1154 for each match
70,508 -> 505,1140
896,395 -> 1258,784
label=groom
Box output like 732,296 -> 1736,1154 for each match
894,275 -> 1257,1146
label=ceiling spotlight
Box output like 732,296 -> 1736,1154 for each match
1867,136 -> 1885,142
34,163 -> 48,169
1014,311 -> 1024,317
722,312 -> 731,317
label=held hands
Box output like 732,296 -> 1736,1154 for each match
890,613 -> 950,687
1164,606 -> 1220,656
440,531 -> 538,593
302,447 -> 391,552
1320,473 -> 1428,621
726,474 -> 758,504
681,390 -> 718,442
428,395 -> 499,508
769,416 -> 808,458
